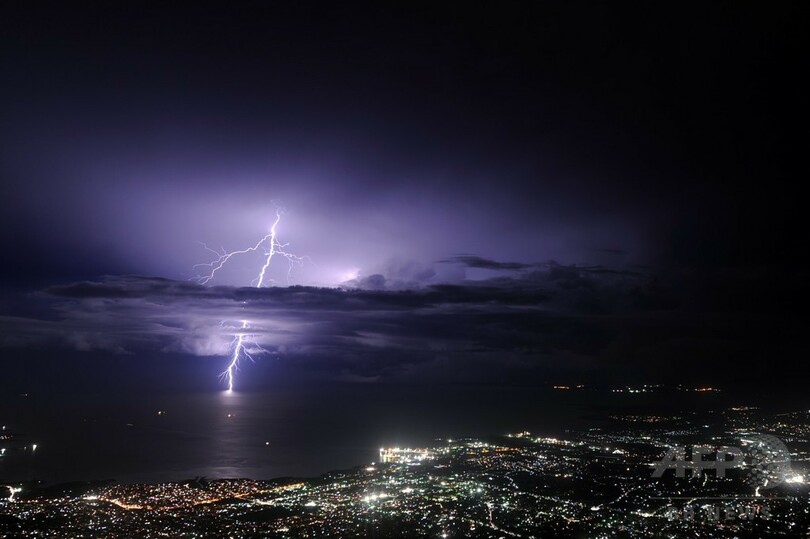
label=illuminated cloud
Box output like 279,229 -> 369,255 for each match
2,262 -> 793,387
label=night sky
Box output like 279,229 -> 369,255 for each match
1,2 -> 808,399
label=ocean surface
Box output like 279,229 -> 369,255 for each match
0,384 -> 736,484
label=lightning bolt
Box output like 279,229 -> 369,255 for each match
195,209 -> 305,287
222,321 -> 247,392
195,208 -> 304,391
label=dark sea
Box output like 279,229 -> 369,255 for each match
0,382 -> 744,485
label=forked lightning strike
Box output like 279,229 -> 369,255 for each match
222,321 -> 254,392
195,208 -> 304,391
196,210 -> 304,287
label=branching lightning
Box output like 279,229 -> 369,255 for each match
195,210 -> 305,288
195,208 -> 304,391
221,320 -> 247,392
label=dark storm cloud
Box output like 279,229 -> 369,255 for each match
3,261 -> 802,387
440,256 -> 535,271
441,256 -> 644,279
0,266 -> 630,377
